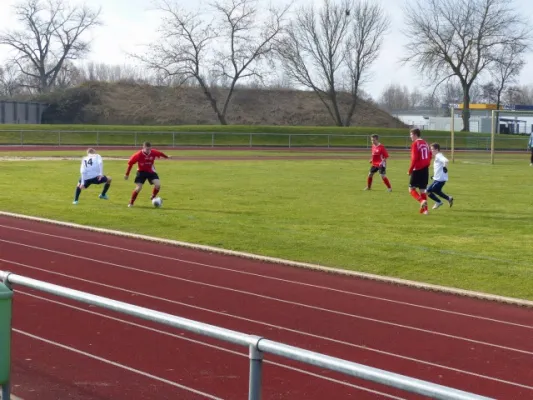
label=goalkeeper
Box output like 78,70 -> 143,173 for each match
427,143 -> 454,209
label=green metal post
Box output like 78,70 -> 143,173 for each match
0,280 -> 13,399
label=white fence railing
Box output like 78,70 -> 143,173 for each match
0,270 -> 492,400
0,130 -> 529,150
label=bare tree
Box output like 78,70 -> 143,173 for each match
486,43 -> 526,109
276,0 -> 388,126
0,63 -> 24,97
418,92 -> 442,110
0,0 -> 102,93
76,62 -> 152,84
402,0 -> 531,131
132,0 -> 291,125
504,84 -> 533,105
379,84 -> 410,111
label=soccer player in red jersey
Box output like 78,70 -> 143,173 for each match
124,141 -> 170,207
364,134 -> 392,191
407,128 -> 431,214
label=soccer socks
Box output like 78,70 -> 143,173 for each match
130,190 -> 139,205
366,176 -> 391,190
74,186 -> 82,201
409,188 -> 421,202
151,187 -> 160,200
101,183 -> 111,196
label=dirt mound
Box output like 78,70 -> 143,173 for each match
37,81 -> 407,128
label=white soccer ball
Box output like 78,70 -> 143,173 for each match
152,196 -> 163,208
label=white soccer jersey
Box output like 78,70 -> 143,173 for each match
80,154 -> 104,181
433,152 -> 448,182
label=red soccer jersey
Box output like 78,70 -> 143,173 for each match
126,149 -> 168,175
370,143 -> 389,167
408,138 -> 431,174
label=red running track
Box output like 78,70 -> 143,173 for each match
1,215 -> 533,400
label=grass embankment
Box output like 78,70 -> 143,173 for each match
0,123 -> 527,150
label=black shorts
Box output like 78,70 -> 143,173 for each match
409,167 -> 429,189
135,171 -> 159,185
79,176 -> 108,188
369,165 -> 386,175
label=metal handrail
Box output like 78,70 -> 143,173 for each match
0,270 -> 493,400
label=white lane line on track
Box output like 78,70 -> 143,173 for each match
16,292 -> 405,400
13,329 -> 223,400
1,223 -> 531,330
6,257 -> 530,388
4,258 -> 533,392
1,240 -> 533,357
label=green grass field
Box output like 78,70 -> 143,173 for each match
0,123 -> 529,150
1,148 -> 532,301
0,149 -> 363,158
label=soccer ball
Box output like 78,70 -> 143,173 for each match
152,197 -> 163,208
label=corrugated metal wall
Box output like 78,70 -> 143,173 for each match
0,101 -> 48,124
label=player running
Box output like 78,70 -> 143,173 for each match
427,143 -> 454,209
407,128 -> 431,214
364,134 -> 392,191
73,148 -> 112,205
124,141 -> 170,207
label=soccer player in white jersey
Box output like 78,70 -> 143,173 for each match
73,148 -> 112,204
426,143 -> 453,209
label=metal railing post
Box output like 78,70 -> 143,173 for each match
0,274 -> 13,400
248,337 -> 263,400
1,382 -> 9,400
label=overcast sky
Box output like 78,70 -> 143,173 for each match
1,0 -> 532,100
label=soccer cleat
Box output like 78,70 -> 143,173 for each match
99,194 -> 109,200
387,188 -> 392,192
449,197 -> 454,207
432,202 -> 443,209
422,209 -> 429,215
128,203 -> 133,207
72,201 -> 78,205
363,187 -> 370,191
